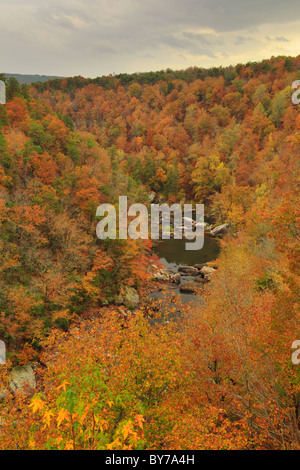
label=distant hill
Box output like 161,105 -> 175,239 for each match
3,73 -> 64,84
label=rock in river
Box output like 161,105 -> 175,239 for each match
193,263 -> 206,270
180,281 -> 202,293
200,266 -> 216,276
178,266 -> 199,276
171,273 -> 181,284
194,276 -> 207,284
210,223 -> 229,237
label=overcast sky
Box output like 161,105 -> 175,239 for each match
0,0 -> 300,78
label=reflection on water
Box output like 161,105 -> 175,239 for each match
154,234 -> 220,268
149,234 -> 220,306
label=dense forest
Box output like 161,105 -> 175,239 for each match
0,54 -> 299,449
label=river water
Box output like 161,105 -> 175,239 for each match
148,234 -> 220,307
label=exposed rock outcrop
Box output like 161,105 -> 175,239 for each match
180,281 -> 202,293
210,223 -> 229,237
9,365 -> 36,394
115,286 -> 140,308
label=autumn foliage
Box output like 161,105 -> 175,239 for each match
0,55 -> 300,449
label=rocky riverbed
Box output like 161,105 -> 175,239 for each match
148,260 -> 218,294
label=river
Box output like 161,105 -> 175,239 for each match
148,233 -> 220,308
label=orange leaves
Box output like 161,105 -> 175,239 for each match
16,344 -> 38,365
0,239 -> 19,273
56,381 -> 69,392
6,97 -> 29,127
81,248 -> 113,299
156,167 -> 167,184
91,249 -> 113,271
72,165 -> 104,213
4,128 -> 29,157
74,186 -> 100,212
0,310 -> 182,450
10,203 -> 47,244
114,238 -> 152,288
135,414 -> 145,430
2,57 -> 300,451
31,152 -> 58,184
44,114 -> 68,150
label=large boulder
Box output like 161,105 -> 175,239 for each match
200,266 -> 216,276
147,264 -> 170,282
193,263 -> 206,270
194,276 -> 207,284
0,389 -> 9,400
206,261 -> 219,269
182,217 -> 195,227
115,286 -> 140,309
152,272 -> 170,282
171,273 -> 181,284
0,340 -> 5,364
9,365 -> 36,393
210,223 -> 229,237
178,266 -> 199,276
180,281 -> 201,293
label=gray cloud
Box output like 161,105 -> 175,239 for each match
234,35 -> 258,45
265,35 -> 290,42
0,0 -> 299,76
160,34 -> 217,57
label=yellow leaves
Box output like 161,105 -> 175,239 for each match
227,203 -> 245,228
64,441 -> 74,450
28,439 -> 36,449
156,167 -> 167,184
122,421 -> 133,440
42,409 -> 54,428
121,420 -> 139,442
105,418 -> 143,450
55,436 -> 63,446
255,182 -> 270,200
106,439 -> 120,450
98,418 -> 109,433
56,408 -> 70,429
29,396 -> 45,413
7,310 -> 181,450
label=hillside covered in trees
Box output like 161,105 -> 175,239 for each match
5,74 -> 64,85
0,55 -> 300,450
